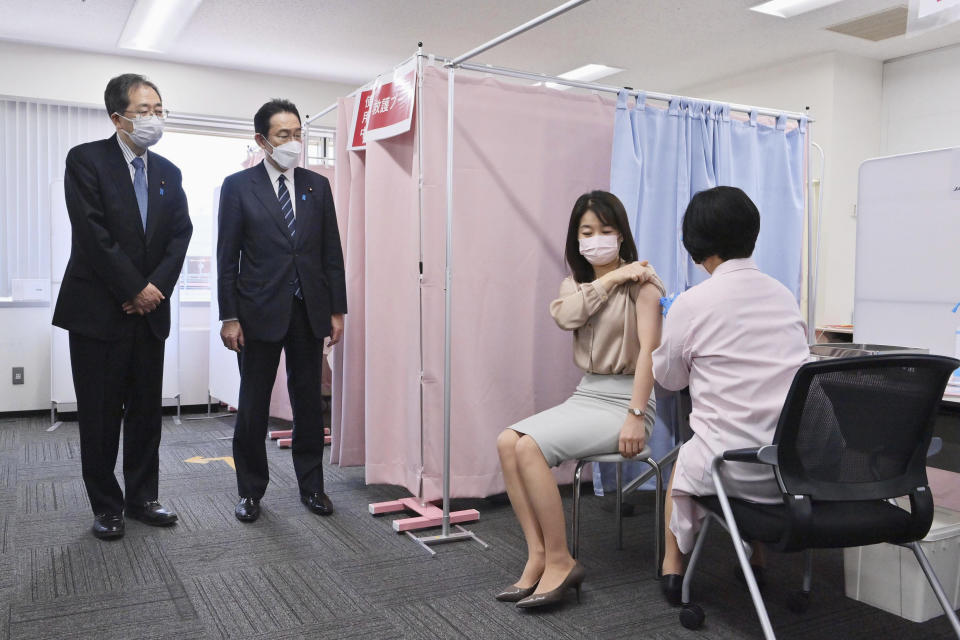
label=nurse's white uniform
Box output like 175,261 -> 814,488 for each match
652,258 -> 809,554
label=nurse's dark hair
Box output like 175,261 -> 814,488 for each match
254,99 -> 301,137
104,73 -> 161,116
681,186 -> 760,263
565,191 -> 638,283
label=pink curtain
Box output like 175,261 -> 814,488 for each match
331,66 -> 616,500
329,97 -> 368,465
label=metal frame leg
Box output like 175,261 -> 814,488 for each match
640,456 -> 663,577
572,460 -> 586,558
683,515 -> 713,604
711,457 -> 776,640
907,541 -> 960,638
615,462 -> 623,550
802,549 -> 813,593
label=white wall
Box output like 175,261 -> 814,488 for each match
881,44 -> 960,155
0,306 -> 51,412
0,41 -> 352,122
676,52 -> 883,326
0,42 -> 354,413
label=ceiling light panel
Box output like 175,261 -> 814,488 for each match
118,0 -> 204,53
750,0 -> 846,18
545,63 -> 623,91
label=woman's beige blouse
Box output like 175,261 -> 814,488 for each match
549,271 -> 665,375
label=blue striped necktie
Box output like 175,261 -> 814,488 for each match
131,157 -> 147,230
277,175 -> 302,299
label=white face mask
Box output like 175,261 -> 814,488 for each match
263,137 -> 302,171
117,113 -> 164,148
579,234 -> 620,266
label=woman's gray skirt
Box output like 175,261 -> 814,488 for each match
508,373 -> 656,467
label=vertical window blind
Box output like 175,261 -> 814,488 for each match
0,98 -> 113,298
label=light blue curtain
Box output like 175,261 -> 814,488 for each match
596,91 -> 806,494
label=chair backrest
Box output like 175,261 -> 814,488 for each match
773,354 -> 959,502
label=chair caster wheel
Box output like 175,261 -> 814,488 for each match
680,603 -> 705,629
787,591 -> 810,614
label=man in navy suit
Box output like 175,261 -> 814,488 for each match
217,99 -> 346,522
53,73 -> 192,539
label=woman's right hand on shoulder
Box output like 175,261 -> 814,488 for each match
617,260 -> 654,285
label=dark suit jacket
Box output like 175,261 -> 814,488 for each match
53,135 -> 193,341
216,162 -> 347,342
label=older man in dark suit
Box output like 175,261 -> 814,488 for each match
217,99 -> 346,522
53,73 -> 192,539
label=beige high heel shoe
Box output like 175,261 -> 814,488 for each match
515,563 -> 585,609
494,582 -> 538,602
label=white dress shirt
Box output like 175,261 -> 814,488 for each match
262,159 -> 296,217
117,133 -> 148,184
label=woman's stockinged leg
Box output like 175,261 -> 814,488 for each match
662,464 -> 684,576
497,429 -> 545,588
514,435 -> 577,593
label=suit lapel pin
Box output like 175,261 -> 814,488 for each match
160,179 -> 165,196
301,194 -> 306,201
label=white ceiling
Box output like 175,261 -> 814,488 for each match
1,0 -> 959,93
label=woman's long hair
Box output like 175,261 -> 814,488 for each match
564,191 -> 638,283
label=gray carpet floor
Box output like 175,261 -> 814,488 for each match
0,411 -> 955,639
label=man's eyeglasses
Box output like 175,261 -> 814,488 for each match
123,109 -> 170,120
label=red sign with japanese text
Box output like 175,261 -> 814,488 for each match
365,57 -> 417,143
348,87 -> 374,151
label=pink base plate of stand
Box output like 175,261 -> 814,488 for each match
272,428 -> 331,448
368,497 -> 480,532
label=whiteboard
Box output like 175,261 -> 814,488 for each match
207,185 -> 241,408
50,179 -> 181,406
853,147 -> 960,356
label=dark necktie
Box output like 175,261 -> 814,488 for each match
277,175 -> 302,299
131,157 -> 147,230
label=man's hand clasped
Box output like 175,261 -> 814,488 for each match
122,282 -> 165,315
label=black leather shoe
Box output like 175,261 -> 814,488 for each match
126,500 -> 178,526
235,497 -> 260,522
301,492 -> 333,516
92,513 -> 125,540
661,573 -> 683,606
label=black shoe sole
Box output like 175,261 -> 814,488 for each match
127,514 -> 178,527
92,529 -> 125,540
235,512 -> 259,523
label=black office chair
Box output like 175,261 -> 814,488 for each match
677,354 -> 960,639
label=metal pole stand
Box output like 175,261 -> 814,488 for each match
407,524 -> 489,557
184,392 -> 233,420
368,498 -> 488,557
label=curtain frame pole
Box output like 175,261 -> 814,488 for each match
449,0 -> 592,67
445,60 -> 813,123
806,127 -> 815,342
809,140 -> 826,342
304,101 -> 338,126
441,64 -> 455,538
